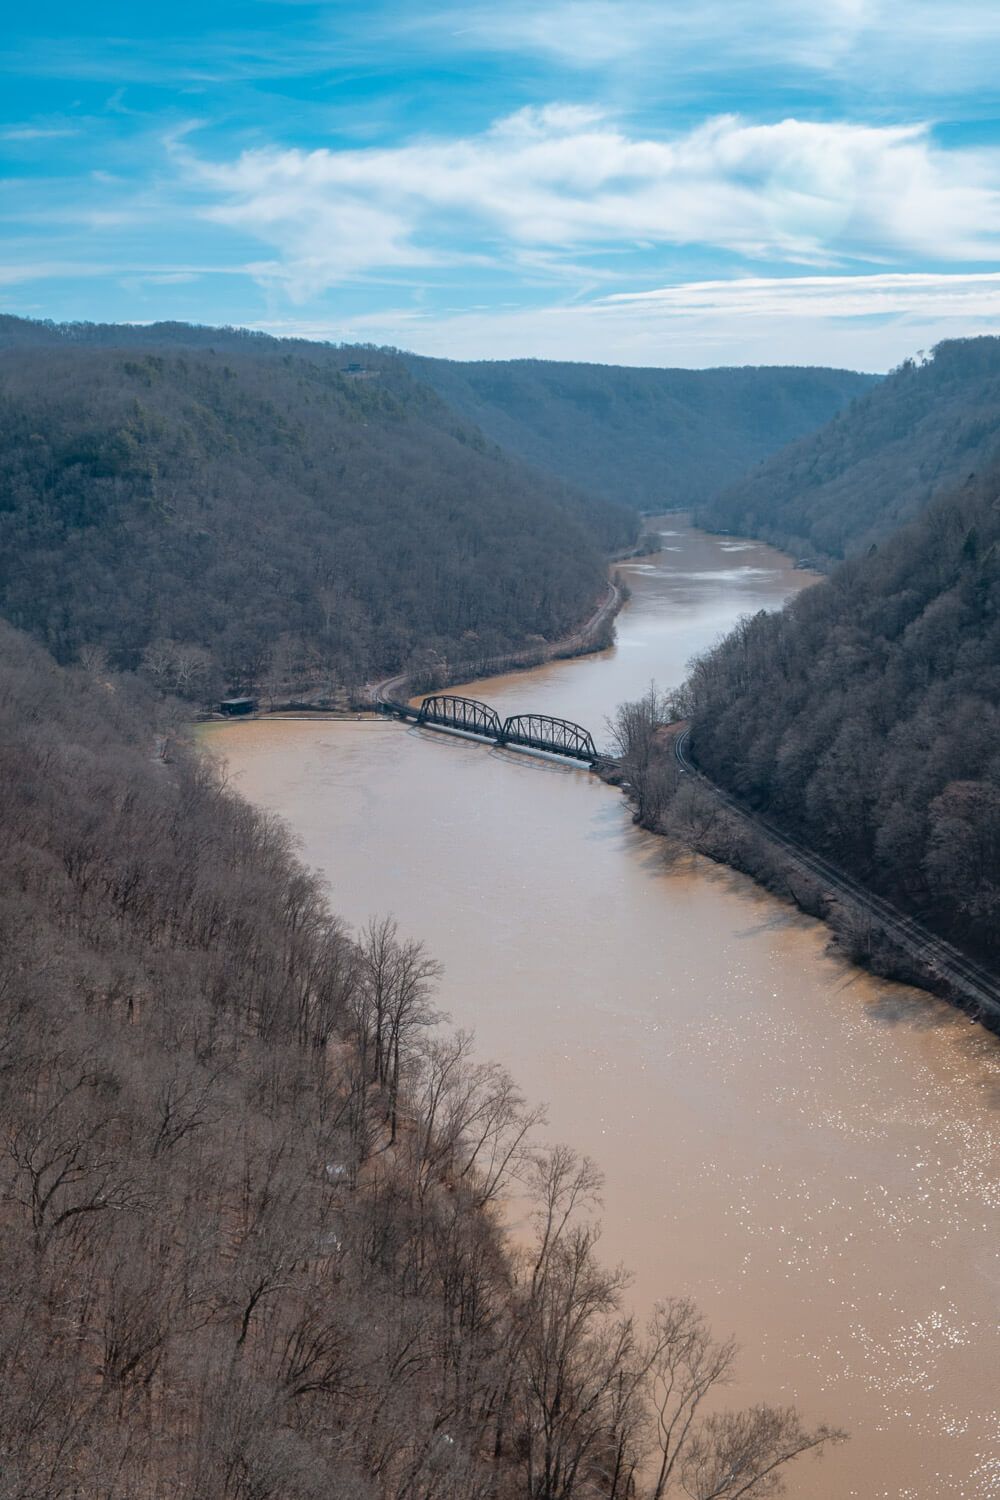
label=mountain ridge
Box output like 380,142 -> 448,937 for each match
405,352 -> 877,509
0,322 -> 632,697
694,337 -> 1000,559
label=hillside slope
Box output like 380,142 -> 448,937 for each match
0,318 -> 633,696
0,619 -> 836,1497
0,621 -> 537,1496
405,355 -> 876,510
696,338 -> 1000,559
685,467 -> 1000,965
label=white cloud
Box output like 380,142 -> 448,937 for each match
417,1 -> 1000,92
0,260 -> 239,288
0,126 -> 78,141
245,272 -> 1000,370
0,260 -> 114,285
424,1 -> 867,70
177,110 -> 1000,296
606,272 -> 1000,321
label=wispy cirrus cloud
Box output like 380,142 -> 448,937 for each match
6,3 -> 1000,366
0,259 -> 241,286
417,1 -> 867,70
415,0 -> 1000,94
176,107 -> 1000,298
605,271 -> 1000,321
253,271 -> 1000,368
0,126 -> 79,142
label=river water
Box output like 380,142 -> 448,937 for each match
202,522 -> 1000,1499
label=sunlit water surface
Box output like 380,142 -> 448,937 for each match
202,523 -> 1000,1499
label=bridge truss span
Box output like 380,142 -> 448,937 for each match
418,694 -> 504,739
409,693 -> 601,765
500,713 -> 598,763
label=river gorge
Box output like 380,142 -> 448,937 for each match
202,521 -> 1000,1500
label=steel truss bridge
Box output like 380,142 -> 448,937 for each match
379,693 -> 599,765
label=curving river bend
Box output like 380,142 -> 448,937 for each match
202,521 -> 1000,1500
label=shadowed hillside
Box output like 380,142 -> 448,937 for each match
405,354 -> 876,509
684,465 -> 1000,965
0,318 -> 634,697
696,338 -> 1000,560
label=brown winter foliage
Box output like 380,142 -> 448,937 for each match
0,623 -> 842,1498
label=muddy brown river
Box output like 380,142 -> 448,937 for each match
202,522 -> 1000,1499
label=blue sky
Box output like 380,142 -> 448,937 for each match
4,1 -> 1000,368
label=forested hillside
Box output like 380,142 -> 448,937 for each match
0,621 -> 837,1497
0,318 -> 634,697
405,356 -> 876,510
684,467 -> 1000,965
696,339 -> 1000,559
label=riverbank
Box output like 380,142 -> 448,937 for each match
372,569 -> 624,707
200,521 -> 1000,1499
204,566 -> 626,728
605,724 -> 1000,1034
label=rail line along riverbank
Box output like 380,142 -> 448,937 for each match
378,658 -> 1000,1032
670,727 -> 1000,1032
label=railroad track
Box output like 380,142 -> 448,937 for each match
674,729 -> 1000,1027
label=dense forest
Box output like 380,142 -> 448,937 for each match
696,338 -> 1000,560
0,318 -> 634,698
0,316 -> 883,704
0,621 -> 839,1498
682,466 -> 1000,966
406,356 -> 875,511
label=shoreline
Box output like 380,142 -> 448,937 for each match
602,725 -> 1000,1035
197,522 -> 1000,1494
372,565 -> 625,709
202,561 -> 628,729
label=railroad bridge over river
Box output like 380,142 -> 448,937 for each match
378,693 -> 601,765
